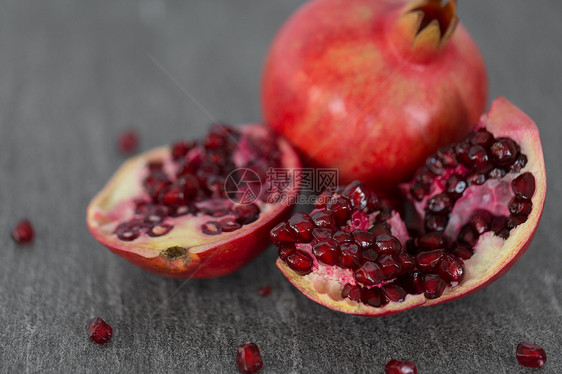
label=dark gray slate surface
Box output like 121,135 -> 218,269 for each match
1,1 -> 561,373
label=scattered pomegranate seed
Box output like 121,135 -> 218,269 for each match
257,286 -> 271,297
236,342 -> 263,374
117,130 -> 139,155
385,359 -> 417,374
85,317 -> 113,345
516,341 -> 547,368
11,219 -> 34,244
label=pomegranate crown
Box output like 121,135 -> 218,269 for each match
408,0 -> 459,47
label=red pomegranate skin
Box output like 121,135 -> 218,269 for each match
262,0 -> 488,191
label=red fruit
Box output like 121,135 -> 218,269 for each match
272,98 -> 546,316
11,219 -> 34,244
85,317 -> 113,345
87,124 -> 301,278
262,0 -> 487,191
516,341 -> 547,368
236,342 -> 263,374
117,130 -> 138,155
385,359 -> 417,374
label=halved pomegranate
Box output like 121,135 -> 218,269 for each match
272,98 -> 546,316
87,124 -> 301,278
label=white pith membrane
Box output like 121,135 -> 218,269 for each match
276,98 -> 546,316
87,124 -> 300,261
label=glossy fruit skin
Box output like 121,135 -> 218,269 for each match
262,0 -> 487,191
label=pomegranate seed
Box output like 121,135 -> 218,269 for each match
437,145 -> 458,168
427,193 -> 452,215
201,221 -> 222,235
385,359 -> 417,374
147,160 -> 163,171
221,218 -> 242,232
468,173 -> 486,186
507,214 -> 527,228
269,222 -> 296,245
425,214 -> 448,232
451,243 -> 474,260
160,187 -> 186,205
117,229 -> 140,241
423,274 -> 447,299
458,224 -> 478,246
147,223 -> 173,237
397,272 -> 425,295
511,154 -> 528,172
455,140 -> 472,166
342,284 -> 362,301
288,213 -> 315,243
236,342 -> 263,374
339,243 -> 362,269
367,193 -> 381,212
312,228 -> 332,242
310,210 -> 335,229
470,128 -> 494,148
488,168 -> 507,179
171,140 -> 192,160
374,234 -> 402,254
257,286 -> 271,297
425,155 -> 444,175
438,254 -> 464,284
468,145 -> 491,172
490,138 -> 518,166
446,175 -> 467,198
512,172 -> 535,200
354,261 -> 384,286
333,230 -> 353,244
378,254 -> 402,280
278,246 -> 295,261
11,219 -> 34,244
362,249 -> 379,263
312,241 -> 340,265
398,252 -> 416,272
326,197 -> 352,225
85,317 -> 113,344
382,284 -> 407,302
369,222 -> 392,236
470,210 -> 492,234
117,130 -> 138,155
342,180 -> 370,210
415,249 -> 445,272
352,230 -> 375,250
409,182 -> 427,201
516,341 -> 547,368
418,231 -> 447,251
360,287 -> 387,307
234,204 -> 260,225
285,250 -> 313,275
509,197 -> 533,216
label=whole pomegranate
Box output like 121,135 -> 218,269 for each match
262,0 -> 488,191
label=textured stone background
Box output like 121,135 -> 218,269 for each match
0,1 -> 561,373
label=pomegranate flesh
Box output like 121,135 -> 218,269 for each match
87,124 -> 301,278
272,98 -> 546,316
262,0 -> 487,191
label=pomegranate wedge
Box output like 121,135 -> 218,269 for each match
88,124 -> 300,278
273,98 -> 546,316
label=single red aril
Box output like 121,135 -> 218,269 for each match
11,219 -> 34,244
273,98 -> 546,316
117,130 -> 139,155
88,124 -> 301,278
262,0 -> 487,191
385,359 -> 417,374
516,341 -> 547,368
85,317 -> 113,345
257,285 -> 271,297
236,342 -> 263,374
